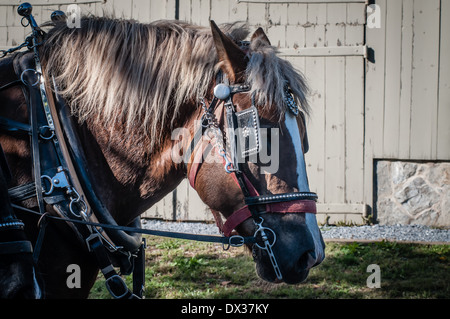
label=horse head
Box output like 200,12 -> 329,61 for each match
186,22 -> 325,284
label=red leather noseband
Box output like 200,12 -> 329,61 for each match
219,199 -> 317,237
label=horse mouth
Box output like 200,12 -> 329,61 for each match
255,263 -> 311,284
252,246 -> 315,284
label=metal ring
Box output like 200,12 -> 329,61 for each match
69,189 -> 88,218
224,161 -> 234,174
69,198 -> 87,218
41,175 -> 54,195
69,201 -> 80,217
20,68 -> 40,87
253,223 -> 277,249
39,125 -> 55,140
21,16 -> 30,27
218,148 -> 226,157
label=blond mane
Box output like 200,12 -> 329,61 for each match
41,17 -> 309,151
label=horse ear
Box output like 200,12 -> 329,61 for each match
251,27 -> 271,46
210,20 -> 247,83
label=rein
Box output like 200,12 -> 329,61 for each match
11,203 -> 256,248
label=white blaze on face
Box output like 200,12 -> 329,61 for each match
284,112 -> 325,266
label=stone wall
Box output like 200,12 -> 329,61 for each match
375,160 -> 450,227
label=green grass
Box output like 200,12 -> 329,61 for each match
89,236 -> 449,299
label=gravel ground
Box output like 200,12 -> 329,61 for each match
142,219 -> 450,243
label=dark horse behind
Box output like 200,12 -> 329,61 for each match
0,167 -> 41,298
0,5 -> 325,298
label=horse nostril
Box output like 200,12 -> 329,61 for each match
297,251 -> 316,271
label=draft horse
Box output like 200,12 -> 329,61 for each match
0,6 -> 325,298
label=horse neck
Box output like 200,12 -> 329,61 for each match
79,103 -> 199,225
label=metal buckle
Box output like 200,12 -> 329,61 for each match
41,167 -> 71,195
222,235 -> 245,251
85,232 -> 102,253
105,274 -> 130,299
229,235 -> 245,247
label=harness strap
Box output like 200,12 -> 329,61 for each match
0,117 -> 31,135
0,240 -> 33,255
86,233 -> 138,299
0,142 -> 12,185
188,139 -> 213,188
0,79 -> 22,91
132,241 -> 146,298
53,79 -> 143,253
21,58 -> 48,264
5,48 -> 144,298
12,203 -> 258,246
221,199 -> 317,237
229,169 -> 259,197
8,182 -> 36,202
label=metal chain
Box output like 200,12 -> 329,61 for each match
284,86 -> 300,116
0,39 -> 30,58
199,98 -> 235,173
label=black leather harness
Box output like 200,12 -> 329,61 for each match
0,4 -> 145,299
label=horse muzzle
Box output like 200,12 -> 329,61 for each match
251,216 -> 325,284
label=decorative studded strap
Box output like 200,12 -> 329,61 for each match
220,199 -> 317,237
244,192 -> 318,206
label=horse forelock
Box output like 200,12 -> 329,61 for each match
246,38 -> 310,117
41,16 -> 309,152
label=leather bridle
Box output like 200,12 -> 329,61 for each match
0,220 -> 33,255
184,73 -> 318,280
